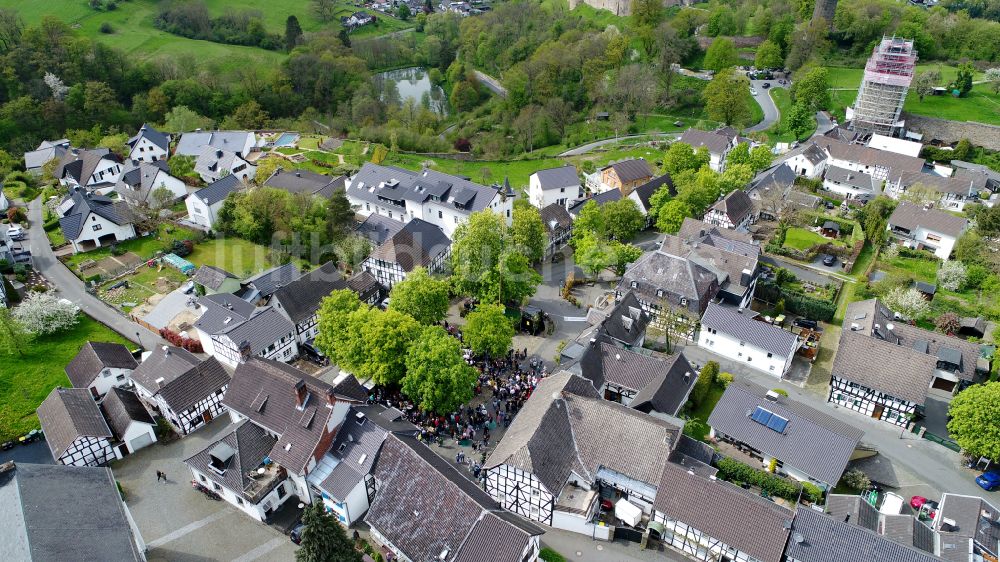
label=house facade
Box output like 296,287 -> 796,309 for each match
185,175 -> 243,231
37,387 -> 117,467
529,165 -> 580,209
115,161 -> 187,208
100,387 -> 158,455
597,158 -> 654,194
678,128 -> 741,172
361,218 -> 451,288
886,201 -> 967,260
56,148 -> 124,188
703,189 -> 754,231
64,341 -> 138,399
194,147 -> 255,184
199,307 -> 300,368
821,165 -> 879,200
58,188 -> 137,253
130,346 -> 231,435
127,124 -> 170,163
698,302 -> 800,378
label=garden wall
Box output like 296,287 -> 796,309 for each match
904,114 -> 1000,151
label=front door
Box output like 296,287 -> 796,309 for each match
872,404 -> 885,420
202,410 -> 213,423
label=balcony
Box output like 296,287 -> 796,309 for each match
243,463 -> 287,504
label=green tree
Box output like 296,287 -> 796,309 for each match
719,163 -> 754,194
603,198 -> 645,242
168,155 -> 197,180
790,66 -> 830,111
341,308 -> 420,386
151,185 -> 174,209
689,360 -> 719,406
397,4 -> 411,20
575,230 -> 613,279
450,80 -> 479,112
632,0 -> 664,28
312,0 -> 336,21
727,142 -> 772,173
856,196 -> 896,247
953,62 -> 975,97
463,304 -> 514,357
162,105 -> 214,132
285,15 -> 303,52
754,39 -> 784,69
675,167 -> 722,215
511,201 -> 546,263
785,101 -> 813,140
402,326 -> 477,414
254,156 -> 283,184
223,100 -> 270,130
0,308 -> 31,356
610,242 -> 643,276
315,289 -> 363,365
704,69 -> 752,127
703,38 -> 739,72
295,502 -> 362,562
657,199 -> 692,233
452,210 -> 541,304
389,267 -> 450,325
97,133 -> 129,159
912,70 -> 939,102
662,142 -> 710,176
948,382 -> 1000,461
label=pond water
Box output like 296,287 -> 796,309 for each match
373,67 -> 448,115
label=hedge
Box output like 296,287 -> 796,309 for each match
715,457 -> 801,501
756,280 -> 836,322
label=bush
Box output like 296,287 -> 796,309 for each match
717,372 -> 734,388
840,468 -> 871,491
715,457 -> 800,501
539,548 -> 567,562
690,361 -> 720,406
110,245 -> 126,256
770,388 -> 788,397
756,280 -> 836,322
99,22 -> 114,33
801,481 -> 824,504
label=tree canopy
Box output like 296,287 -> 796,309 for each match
389,267 -> 451,325
948,382 -> 1000,461
296,502 -> 361,562
463,304 -> 514,358
703,69 -> 752,127
402,326 -> 478,414
451,210 -> 541,305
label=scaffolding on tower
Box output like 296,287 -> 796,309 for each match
849,36 -> 917,136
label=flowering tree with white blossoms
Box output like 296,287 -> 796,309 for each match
883,287 -> 930,320
938,260 -> 967,292
12,292 -> 79,335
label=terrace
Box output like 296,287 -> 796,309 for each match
243,462 -> 288,504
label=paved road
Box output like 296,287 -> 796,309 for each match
745,80 -> 785,133
558,132 -> 682,157
759,255 -> 842,286
815,111 -> 836,135
473,70 -> 508,98
27,198 -> 165,348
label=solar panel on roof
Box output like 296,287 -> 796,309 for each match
750,406 -> 773,425
767,414 -> 789,433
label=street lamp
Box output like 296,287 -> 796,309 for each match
135,331 -> 143,351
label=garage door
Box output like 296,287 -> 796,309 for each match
129,432 -> 155,452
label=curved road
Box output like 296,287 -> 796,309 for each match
558,132 -> 682,157
745,80 -> 785,133
26,198 -> 165,348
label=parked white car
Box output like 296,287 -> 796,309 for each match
6,225 -> 24,240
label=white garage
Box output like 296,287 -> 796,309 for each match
101,387 -> 158,455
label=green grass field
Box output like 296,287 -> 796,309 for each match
0,316 -> 130,442
63,223 -> 199,272
187,237 -> 286,278
783,227 -> 835,251
767,88 -> 815,143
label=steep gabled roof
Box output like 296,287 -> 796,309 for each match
788,506 -> 943,562
191,264 -> 237,291
679,128 -> 732,155
602,158 -> 653,183
244,263 -> 301,298
833,330 -> 935,404
314,409 -> 387,500
708,380 -> 863,485
539,203 -> 573,233
888,201 -> 968,239
598,290 -> 650,346
36,387 -> 113,460
369,218 -> 451,272
191,174 -> 243,206
575,341 -> 697,416
100,387 -> 155,440
531,165 -> 580,190
271,261 -> 343,324
58,188 -> 134,240
64,341 -> 137,388
183,421 -> 277,499
56,148 -> 119,184
115,160 -> 175,203
131,346 -> 231,412
347,162 -> 502,214
709,189 -> 754,224
700,302 -> 799,358
356,212 -> 404,246
631,173 -> 674,212
217,307 -> 295,356
127,124 -> 169,153
264,169 -> 346,198
567,188 -> 622,216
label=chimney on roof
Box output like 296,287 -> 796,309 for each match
155,377 -> 165,388
295,379 -> 308,408
215,150 -> 223,158
295,172 -> 301,177
238,340 -> 252,363
589,338 -> 597,347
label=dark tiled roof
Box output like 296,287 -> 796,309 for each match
183,421 -> 277,498
223,359 -> 363,473
824,165 -> 878,192
37,387 -> 113,460
128,124 -> 169,152
677,217 -> 756,246
618,249 -> 718,313
750,163 -> 798,192
632,174 -> 674,211
539,203 -> 573,232
888,168 -> 982,196
709,189 -> 754,224
56,148 -> 119,184
567,188 -> 622,215
486,371 -> 679,494
218,307 -> 295,358
888,201 -> 968,238
708,380 -> 864,485
369,218 -> 450,272
367,435 -> 541,562
679,128 -> 731,155
833,330 -> 935,404
193,292 -> 256,334
191,174 -> 242,206
826,494 -> 880,531
271,262 -> 343,324
577,341 -> 696,416
598,291 -> 650,346
356,212 -> 404,246
0,462 -> 145,561
192,265 -> 236,291
264,169 -> 346,197
532,165 -> 580,190
317,409 -> 387,499
345,270 -> 385,303
653,462 -> 793,562
115,160 -> 174,204
244,263 -> 301,298
100,387 -> 155,440
700,302 -> 799,357
59,188 -> 134,240
787,506 -> 943,562
347,163 -> 502,214
602,158 -> 654,183
131,346 -> 231,412
64,341 -> 136,388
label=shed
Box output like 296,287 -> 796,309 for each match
913,281 -> 936,300
821,220 -> 841,238
958,317 -> 986,338
162,253 -> 195,275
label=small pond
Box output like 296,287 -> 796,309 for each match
373,67 -> 448,115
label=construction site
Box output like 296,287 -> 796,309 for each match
848,36 -> 918,137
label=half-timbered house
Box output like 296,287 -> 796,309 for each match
194,293 -> 299,368
361,218 -> 451,288
130,345 -> 231,435
37,387 -> 117,467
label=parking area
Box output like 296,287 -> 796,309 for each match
110,418 -> 298,562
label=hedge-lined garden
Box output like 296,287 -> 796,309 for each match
714,457 -> 824,504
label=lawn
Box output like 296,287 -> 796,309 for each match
783,227 -> 836,251
877,254 -> 940,285
0,316 -> 130,442
767,88 -> 816,143
98,263 -> 187,313
187,237 -> 285,278
683,385 -> 726,441
62,223 -> 199,273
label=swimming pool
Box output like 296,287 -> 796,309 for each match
274,132 -> 299,147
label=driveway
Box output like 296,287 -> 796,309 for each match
112,417 -> 298,562
759,255 -> 837,285
745,81 -> 785,133
27,198 -> 167,349
0,441 -> 54,465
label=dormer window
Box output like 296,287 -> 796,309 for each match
631,281 -> 638,289
656,289 -> 664,298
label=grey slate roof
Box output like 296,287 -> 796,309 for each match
834,330 -> 936,404
632,173 -> 674,212
369,218 -> 450,272
58,188 -> 134,240
356,212 -> 404,246
935,493 -> 1000,562
602,158 -> 653,183
24,139 -> 70,171
191,174 -> 243,206
812,136 -> 925,172
36,387 -> 113,460
100,387 -> 155,440
219,307 -> 295,356
264,169 -> 346,198
653,461 -> 793,562
619,247 -> 719,314
826,494 -> 880,531
194,147 -> 246,179
787,506 -> 943,562
64,341 -> 137,388
223,359 -> 364,473
576,341 -> 696,416
660,231 -> 759,299
128,124 -> 169,153
271,261 -> 343,324
539,203 -> 573,233
567,188 -> 622,216
244,263 -> 301,298
708,379 -> 863,485
131,346 -> 231,412
700,302 -> 799,358
485,371 -> 680,495
598,290 -> 650,347
531,165 -> 580,190
888,201 -> 968,238
175,130 -> 254,157
0,462 -> 145,561
750,163 -> 798,192
115,160 -> 176,204
709,189 -> 754,224
347,162 -> 502,214
887,168 -> 981,196
345,270 -> 385,303
55,148 -> 119,184
192,264 -> 237,291
194,292 -> 256,334
677,217 -> 756,247
367,434 -> 541,562
316,409 -> 387,500
679,128 -> 732,155
183,421 -> 277,499
824,165 -> 878,192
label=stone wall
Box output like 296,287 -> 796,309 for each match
904,113 -> 1000,151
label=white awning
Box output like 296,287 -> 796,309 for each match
615,498 -> 642,527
